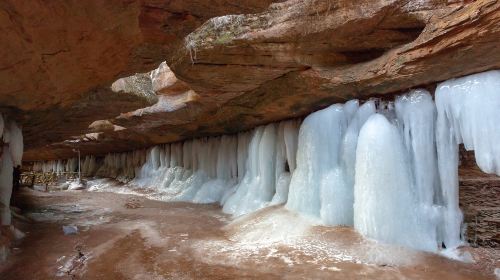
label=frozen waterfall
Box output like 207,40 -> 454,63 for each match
354,113 -> 438,252
31,69 -> 500,253
435,70 -> 500,249
0,119 -> 23,226
286,99 -> 376,226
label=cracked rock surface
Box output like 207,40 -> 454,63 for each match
1,0 -> 499,160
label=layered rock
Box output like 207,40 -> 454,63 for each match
459,147 -> 500,248
0,0 -> 277,155
9,0 -> 500,160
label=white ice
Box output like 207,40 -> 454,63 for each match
354,114 -> 437,252
286,104 -> 348,220
435,69 -> 500,248
29,69 -> 500,255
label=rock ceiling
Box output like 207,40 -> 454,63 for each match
0,0 -> 498,161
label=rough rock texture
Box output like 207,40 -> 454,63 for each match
0,0 -> 277,154
22,64 -> 194,160
8,0 -> 500,159
5,0 -> 499,253
459,147 -> 500,248
165,0 -> 500,143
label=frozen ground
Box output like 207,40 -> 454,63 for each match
0,186 -> 497,279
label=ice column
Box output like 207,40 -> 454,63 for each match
325,100 -> 375,226
223,124 -> 278,216
271,120 -> 299,205
354,114 -> 437,252
0,120 -> 23,226
435,70 -> 500,248
8,121 -> 23,167
286,103 -> 348,219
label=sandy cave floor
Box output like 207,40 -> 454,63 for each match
0,186 -> 498,280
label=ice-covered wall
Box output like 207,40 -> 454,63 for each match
31,70 -> 500,253
286,100 -> 376,226
33,158 -> 78,174
435,70 -> 500,249
0,118 -> 23,225
354,113 -> 438,252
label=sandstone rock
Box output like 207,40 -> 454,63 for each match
151,62 -> 191,95
12,0 -> 500,160
0,0 -> 277,157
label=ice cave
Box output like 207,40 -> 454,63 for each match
0,1 -> 499,279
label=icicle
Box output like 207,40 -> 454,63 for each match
435,70 -> 500,248
236,132 -> 250,181
34,69 -> 498,255
354,114 -> 437,252
436,70 -> 500,175
321,100 -> 376,226
286,104 -> 347,219
8,121 -> 23,167
223,124 -> 278,216
395,90 -> 440,207
283,120 -> 300,173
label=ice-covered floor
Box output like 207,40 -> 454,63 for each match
0,186 -> 496,279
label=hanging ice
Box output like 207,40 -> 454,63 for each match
8,121 -> 23,167
0,120 -> 23,226
28,69 -> 500,254
327,100 -> 376,226
435,70 -> 500,249
285,100 -> 371,226
354,114 -> 438,252
436,70 -> 500,175
286,104 -> 348,219
395,90 -> 439,206
271,120 -> 299,205
223,124 -> 278,216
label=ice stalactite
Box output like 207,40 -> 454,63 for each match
354,114 -> 438,252
270,120 -> 300,205
0,120 -> 23,226
33,157 -> 83,175
395,90 -> 441,249
222,124 -> 278,215
435,69 -> 500,249
8,121 -> 23,167
286,104 -> 348,220
81,156 -> 97,177
330,100 -> 376,226
395,90 -> 440,207
222,122 -> 299,216
286,100 -> 375,226
29,69 -> 500,254
193,135 -> 238,203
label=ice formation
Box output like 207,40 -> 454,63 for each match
286,99 -> 376,226
286,103 -> 348,220
9,121 -> 23,167
435,69 -> 500,248
354,114 -> 437,252
223,122 -> 299,216
31,69 -> 500,253
0,120 -> 23,225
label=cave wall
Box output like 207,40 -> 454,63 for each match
459,147 -> 500,248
